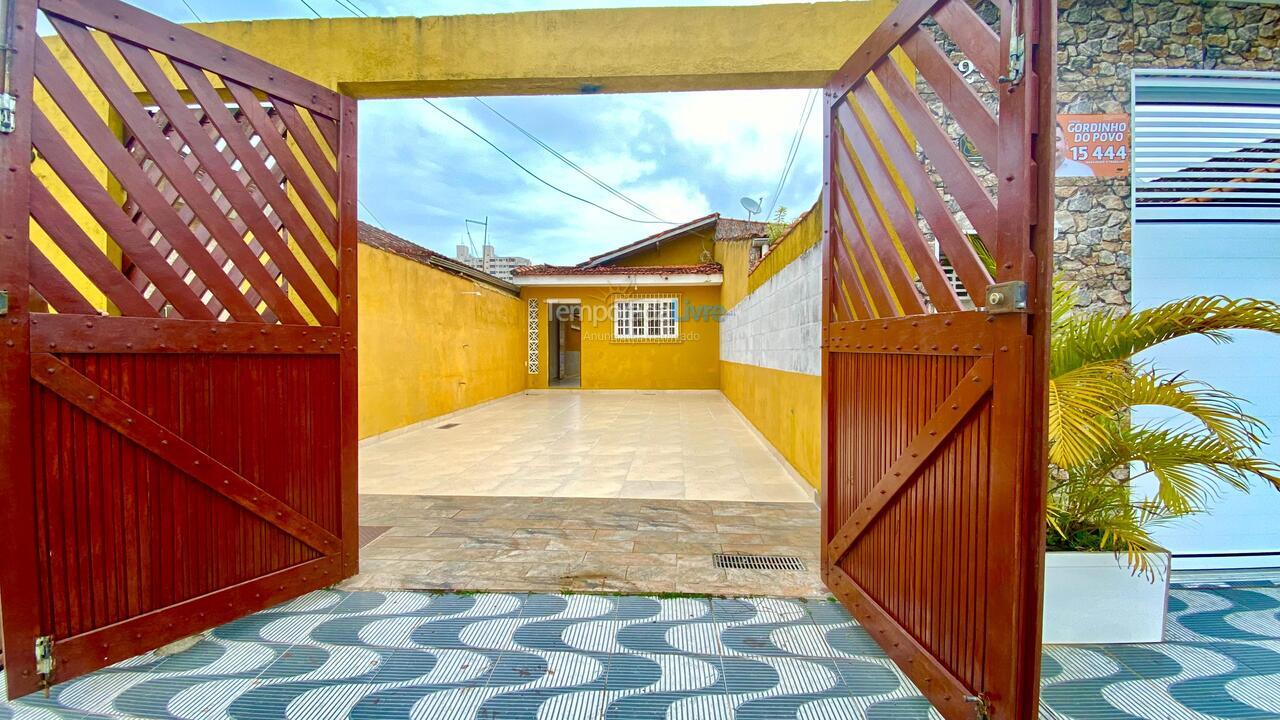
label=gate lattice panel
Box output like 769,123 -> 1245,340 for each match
0,0 -> 358,698
820,0 -> 1054,717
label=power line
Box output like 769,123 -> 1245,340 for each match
178,0 -> 204,22
472,97 -> 669,223
422,99 -> 670,225
296,0 -> 323,18
358,199 -> 389,229
289,0 -> 667,226
765,90 -> 817,221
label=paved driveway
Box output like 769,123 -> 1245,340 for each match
3,574 -> 1278,719
359,392 -> 812,503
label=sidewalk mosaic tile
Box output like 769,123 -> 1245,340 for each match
2,583 -> 1279,719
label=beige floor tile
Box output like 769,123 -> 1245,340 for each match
359,392 -> 811,503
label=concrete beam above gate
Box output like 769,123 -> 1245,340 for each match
143,1 -> 896,97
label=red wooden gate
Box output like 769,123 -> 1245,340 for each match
0,0 -> 358,698
820,0 -> 1054,716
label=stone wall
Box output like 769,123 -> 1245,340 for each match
1055,0 -> 1279,313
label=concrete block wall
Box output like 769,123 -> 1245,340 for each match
719,244 -> 823,378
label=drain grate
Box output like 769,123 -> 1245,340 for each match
437,422 -> 460,430
713,553 -> 806,571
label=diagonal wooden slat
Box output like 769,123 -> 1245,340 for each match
127,108 -> 285,321
871,60 -> 999,244
29,182 -> 159,318
116,40 -> 335,325
225,81 -> 338,245
825,567 -> 973,719
831,213 -> 873,320
174,61 -> 339,292
931,0 -> 1003,90
827,356 -> 993,563
825,0 -> 945,100
835,103 -> 961,312
828,262 -> 857,323
28,249 -> 96,315
55,26 -> 289,325
310,111 -> 339,156
124,106 -> 285,308
31,353 -> 342,556
832,181 -> 897,317
35,33 -> 259,322
832,126 -> 928,315
29,109 -> 214,320
271,99 -> 337,197
851,83 -> 993,301
900,27 -> 999,167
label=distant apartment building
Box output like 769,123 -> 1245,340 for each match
454,244 -> 532,281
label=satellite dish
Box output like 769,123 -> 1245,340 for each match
740,196 -> 762,215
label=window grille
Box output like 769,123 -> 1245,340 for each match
614,297 -> 678,340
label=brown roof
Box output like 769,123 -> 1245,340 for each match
579,213 -> 719,267
358,221 -> 444,265
714,217 -> 770,241
513,262 -> 723,277
357,221 -> 517,292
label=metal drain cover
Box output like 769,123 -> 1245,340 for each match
713,553 -> 806,571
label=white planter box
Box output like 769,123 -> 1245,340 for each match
1042,551 -> 1171,644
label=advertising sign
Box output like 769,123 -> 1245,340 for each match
1056,114 -> 1131,178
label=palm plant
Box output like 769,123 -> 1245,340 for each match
1048,282 -> 1280,574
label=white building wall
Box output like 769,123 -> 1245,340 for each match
719,244 -> 823,377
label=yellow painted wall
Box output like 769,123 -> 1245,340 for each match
719,203 -> 824,489
359,244 -> 525,438
721,361 -> 822,488
747,202 -> 823,297
76,2 -> 896,98
613,227 -> 717,268
715,239 -> 753,311
522,284 -> 721,390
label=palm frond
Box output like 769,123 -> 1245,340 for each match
1053,296 -> 1280,377
1048,360 -> 1129,467
1127,368 -> 1267,453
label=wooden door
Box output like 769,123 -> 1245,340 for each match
0,0 -> 358,698
819,0 -> 1054,716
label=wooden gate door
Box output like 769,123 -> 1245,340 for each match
820,0 -> 1054,716
0,0 -> 358,698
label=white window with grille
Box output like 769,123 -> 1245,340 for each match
614,297 -> 678,340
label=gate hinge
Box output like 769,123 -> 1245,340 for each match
35,635 -> 55,685
998,1 -> 1026,86
0,93 -> 15,134
982,281 -> 1028,314
965,693 -> 992,719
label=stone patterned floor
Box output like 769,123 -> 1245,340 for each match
359,392 -> 813,503
348,494 -> 825,597
3,580 -> 1278,719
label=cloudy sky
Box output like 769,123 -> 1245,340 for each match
125,0 -> 825,265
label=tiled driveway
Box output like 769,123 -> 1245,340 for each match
359,392 -> 813,503
4,574 -> 1278,719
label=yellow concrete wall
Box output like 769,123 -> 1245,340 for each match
721,361 -> 822,488
748,202 -> 823,297
715,239 -> 753,311
522,284 -> 720,390
719,205 -> 824,489
116,2 -> 897,98
359,244 -> 525,438
612,227 -> 717,268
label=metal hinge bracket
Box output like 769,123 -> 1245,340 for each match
0,93 -> 15,134
998,0 -> 1025,86
965,693 -> 992,720
983,281 -> 1028,314
35,634 -> 55,685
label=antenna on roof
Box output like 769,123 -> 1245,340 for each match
464,217 -> 488,255
740,196 -> 763,221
